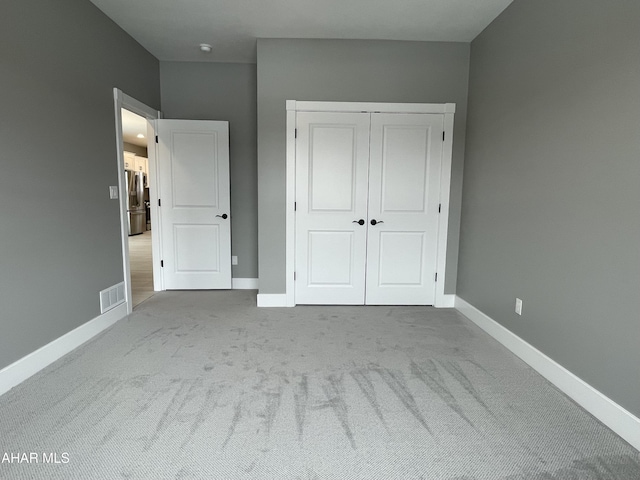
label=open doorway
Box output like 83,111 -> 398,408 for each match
113,89 -> 161,314
121,108 -> 153,307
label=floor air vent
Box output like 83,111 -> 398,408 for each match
100,282 -> 126,314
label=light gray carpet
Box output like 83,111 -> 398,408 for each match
0,290 -> 638,479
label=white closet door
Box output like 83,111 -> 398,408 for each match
294,112 -> 370,304
157,119 -> 231,290
365,114 -> 444,305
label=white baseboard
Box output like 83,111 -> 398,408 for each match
0,302 -> 128,398
435,294 -> 456,308
232,278 -> 258,290
455,296 -> 640,452
256,293 -> 456,308
257,293 -> 288,307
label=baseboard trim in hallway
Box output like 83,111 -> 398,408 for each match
0,302 -> 128,398
455,296 -> 640,451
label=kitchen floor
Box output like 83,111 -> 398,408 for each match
128,230 -> 154,307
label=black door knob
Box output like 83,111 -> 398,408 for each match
370,219 -> 384,225
352,219 -> 365,225
216,213 -> 228,219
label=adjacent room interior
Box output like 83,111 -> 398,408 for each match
121,108 -> 154,307
1,0 -> 638,478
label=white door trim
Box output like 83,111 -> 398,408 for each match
436,109 -> 456,307
284,100 -> 456,308
285,106 -> 297,307
291,101 -> 455,114
113,89 -> 161,314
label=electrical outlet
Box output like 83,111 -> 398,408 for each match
109,186 -> 119,199
232,256 -> 238,266
515,298 -> 523,316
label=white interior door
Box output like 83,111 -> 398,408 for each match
294,112 -> 370,304
157,119 -> 231,290
365,113 -> 443,305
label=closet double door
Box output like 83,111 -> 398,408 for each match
295,111 -> 444,305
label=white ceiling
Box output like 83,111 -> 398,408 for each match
89,0 -> 513,64
121,109 -> 148,148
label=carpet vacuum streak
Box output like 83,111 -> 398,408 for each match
0,290 -> 638,479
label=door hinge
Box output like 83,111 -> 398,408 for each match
158,199 -> 161,207
161,260 -> 164,267
295,128 -> 297,139
155,135 -> 158,143
442,131 -> 445,141
294,272 -> 297,281
294,202 -> 297,211
435,272 -> 438,282
438,203 -> 441,213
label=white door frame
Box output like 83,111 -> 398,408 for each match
113,88 -> 162,314
284,100 -> 456,308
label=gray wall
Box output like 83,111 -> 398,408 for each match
160,62 -> 258,279
458,0 -> 640,416
0,0 -> 160,369
257,39 -> 470,294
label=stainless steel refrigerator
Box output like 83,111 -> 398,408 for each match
126,170 -> 146,236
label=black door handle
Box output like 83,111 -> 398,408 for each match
216,213 -> 228,219
352,219 -> 365,225
370,219 -> 384,225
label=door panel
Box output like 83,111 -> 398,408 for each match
380,126 -> 430,212
158,120 -> 231,290
171,132 -> 219,207
377,232 -> 425,285
309,127 -> 357,211
174,224 -> 220,271
295,112 -> 370,304
366,114 -> 443,305
308,231 -> 354,285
